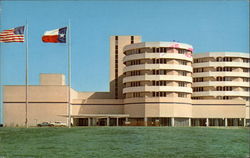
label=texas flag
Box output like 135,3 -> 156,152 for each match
42,27 -> 67,43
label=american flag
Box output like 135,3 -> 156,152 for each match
0,26 -> 25,42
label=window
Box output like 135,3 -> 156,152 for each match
178,82 -> 187,87
152,92 -> 167,97
244,87 -> 250,91
217,96 -> 231,100
193,87 -> 203,92
223,57 -> 232,62
216,77 -> 232,81
192,97 -> 202,100
223,67 -> 232,71
178,93 -> 187,98
193,77 -> 204,82
130,82 -> 141,87
194,58 -> 207,63
178,71 -> 187,76
223,96 -> 230,100
131,36 -> 134,44
152,48 -> 163,53
243,58 -> 250,63
152,80 -> 168,86
243,68 -> 250,72
216,67 -> 232,72
130,60 -> 141,65
216,67 -> 223,72
152,70 -> 168,75
193,68 -> 204,73
178,49 -> 186,54
216,86 -> 232,91
246,97 -> 250,101
178,60 -> 187,65
243,78 -> 250,82
132,92 -> 141,98
216,57 -> 223,62
131,71 -> 141,76
153,58 -> 168,64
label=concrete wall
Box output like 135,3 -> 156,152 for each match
40,74 -> 65,85
4,85 -> 68,126
192,100 -> 246,118
4,103 -> 67,127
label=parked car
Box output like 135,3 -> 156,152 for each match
51,121 -> 67,127
37,122 -> 54,127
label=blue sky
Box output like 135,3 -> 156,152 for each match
0,0 -> 249,123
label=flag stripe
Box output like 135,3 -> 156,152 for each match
0,26 -> 25,43
43,29 -> 59,36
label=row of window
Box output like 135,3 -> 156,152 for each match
152,70 -> 188,76
126,81 -> 188,87
130,60 -> 140,65
126,92 -> 188,98
152,80 -> 168,86
193,68 -> 204,73
216,67 -> 233,72
124,47 -> 192,56
152,92 -> 187,98
243,58 -> 250,63
243,68 -> 250,72
243,78 -> 250,82
216,86 -> 233,91
216,57 -> 232,62
193,87 -> 204,92
216,77 -> 232,81
192,96 -> 250,100
194,57 -> 250,63
193,67 -> 250,73
126,70 -> 189,76
193,78 -> 204,82
217,96 -> 232,100
193,96 -> 233,100
130,82 -> 140,87
192,96 -> 232,100
244,87 -> 250,91
193,77 -> 250,82
126,59 -> 189,66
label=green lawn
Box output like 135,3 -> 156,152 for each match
0,127 -> 249,158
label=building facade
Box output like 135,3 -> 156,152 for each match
3,36 -> 250,127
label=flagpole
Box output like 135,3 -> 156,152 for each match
0,32 -> 2,127
25,21 -> 29,128
67,20 -> 72,128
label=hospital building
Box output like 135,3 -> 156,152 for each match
3,35 -> 250,127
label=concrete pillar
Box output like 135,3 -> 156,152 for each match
107,117 -> 110,126
225,118 -> 228,127
206,118 -> 209,127
188,118 -> 191,127
116,118 -> 119,126
88,118 -> 91,126
243,118 -> 246,127
144,117 -> 148,126
125,117 -> 128,122
171,117 -> 175,127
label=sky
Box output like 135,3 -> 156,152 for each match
0,0 -> 249,123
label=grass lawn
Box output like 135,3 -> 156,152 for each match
0,127 -> 249,158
